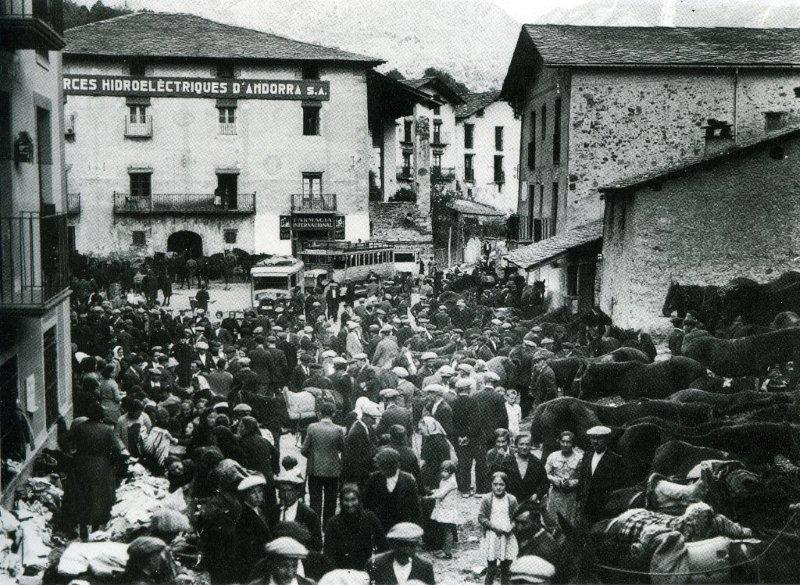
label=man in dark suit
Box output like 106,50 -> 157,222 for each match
502,433 -> 548,503
365,522 -> 435,585
265,335 -> 289,390
578,426 -> 624,525
341,404 -> 378,489
452,379 -> 479,495
292,353 -> 312,391
363,448 -> 421,535
301,401 -> 345,523
472,373 -> 509,493
275,329 -> 298,373
427,385 -> 453,438
248,336 -> 274,392
273,470 -> 323,552
236,475 -> 273,580
351,353 -> 377,399
376,389 -> 414,442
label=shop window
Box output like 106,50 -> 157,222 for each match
303,105 -> 320,136
132,230 -> 146,247
224,229 -> 238,244
129,172 -> 151,197
43,326 -> 58,428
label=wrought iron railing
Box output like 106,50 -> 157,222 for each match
291,193 -> 337,212
219,122 -> 237,135
0,212 -> 70,309
124,115 -> 153,138
431,167 -> 456,182
66,192 -> 80,215
113,192 -> 256,215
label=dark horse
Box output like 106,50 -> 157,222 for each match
662,281 -> 724,331
721,271 -> 800,325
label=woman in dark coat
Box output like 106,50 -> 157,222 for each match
211,425 -> 244,463
418,415 -> 452,491
64,402 -> 124,539
323,483 -> 385,570
237,416 -> 280,512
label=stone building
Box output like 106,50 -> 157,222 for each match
454,90 -> 520,213
62,12 -> 418,258
599,127 -> 800,333
501,25 -> 800,312
0,0 -> 74,503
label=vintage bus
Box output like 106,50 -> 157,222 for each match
298,241 -> 396,283
393,247 -> 420,276
250,256 -> 304,305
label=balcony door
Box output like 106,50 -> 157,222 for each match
216,173 -> 238,209
302,173 -> 322,207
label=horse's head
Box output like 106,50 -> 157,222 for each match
662,281 -> 682,317
574,362 -> 600,400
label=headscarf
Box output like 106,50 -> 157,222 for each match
418,415 -> 445,437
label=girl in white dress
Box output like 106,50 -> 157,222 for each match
478,471 -> 518,585
426,460 -> 462,559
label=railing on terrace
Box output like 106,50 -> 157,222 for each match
66,192 -> 80,215
431,167 -> 456,182
0,212 -> 70,310
290,193 -> 337,212
113,192 -> 256,216
124,115 -> 153,138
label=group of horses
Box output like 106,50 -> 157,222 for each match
483,276 -> 800,582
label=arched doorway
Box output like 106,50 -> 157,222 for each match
167,231 -> 203,258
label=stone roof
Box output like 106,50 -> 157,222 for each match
400,75 -> 466,105
455,90 -> 502,119
504,219 -> 603,269
523,25 -> 800,68
448,199 -> 505,217
369,201 -> 432,243
64,12 -> 383,65
600,126 -> 800,193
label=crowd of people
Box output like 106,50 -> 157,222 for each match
57,255 -> 782,585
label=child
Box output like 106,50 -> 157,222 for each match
426,460 -> 462,559
486,428 -> 512,474
478,471 -> 518,585
503,388 -> 522,436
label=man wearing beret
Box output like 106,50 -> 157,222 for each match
366,522 -> 435,585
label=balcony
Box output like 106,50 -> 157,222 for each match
219,122 -> 237,135
291,193 -> 337,213
113,192 -> 256,216
0,213 -> 70,314
431,130 -> 450,147
431,166 -> 456,183
0,0 -> 64,51
66,192 -> 80,216
396,168 -> 413,182
124,115 -> 153,139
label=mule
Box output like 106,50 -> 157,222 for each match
575,357 -> 709,401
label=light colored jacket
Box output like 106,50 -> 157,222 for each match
301,418 -> 346,477
346,331 -> 363,358
478,492 -> 519,535
372,336 -> 400,370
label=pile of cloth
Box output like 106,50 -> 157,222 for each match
0,475 -> 64,580
99,464 -> 186,542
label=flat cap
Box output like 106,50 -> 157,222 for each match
483,371 -> 501,383
532,349 -> 554,361
509,555 -> 556,583
233,403 -> 253,413
420,352 -> 438,361
321,350 -> 338,358
332,356 -> 348,365
360,400 -> 382,418
386,522 -> 424,541
353,352 -> 368,360
438,365 -> 455,376
425,384 -> 447,395
379,388 -> 400,399
457,363 -> 474,373
195,341 -> 209,350
586,425 -> 612,437
265,536 -> 308,559
380,324 -> 394,333
391,366 -> 409,378
238,474 -> 267,491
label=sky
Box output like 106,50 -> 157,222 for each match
493,0 -> 587,22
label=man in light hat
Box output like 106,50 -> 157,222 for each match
426,383 -> 453,438
350,352 -> 377,399
366,522 -> 434,585
248,537 -> 314,585
578,426 -> 623,525
372,324 -> 400,371
274,469 -> 322,552
341,398 -> 379,489
376,388 -> 413,442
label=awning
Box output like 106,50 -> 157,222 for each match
448,199 -> 505,217
504,219 -> 603,269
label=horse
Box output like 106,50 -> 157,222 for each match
662,281 -> 724,331
721,271 -> 800,325
548,348 -> 651,396
682,328 -> 800,378
574,357 -> 709,401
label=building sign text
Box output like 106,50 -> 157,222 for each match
63,75 -> 330,100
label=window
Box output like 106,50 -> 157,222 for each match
433,104 -> 441,116
553,97 -> 562,165
495,126 -> 504,151
218,107 -> 236,124
0,92 -> 10,160
129,105 -> 148,124
129,61 -> 146,76
476,108 -> 484,117
551,182 -> 559,236
704,119 -> 732,140
765,112 -> 787,132
130,172 -> 151,197
494,155 -> 504,184
433,120 -> 442,144
36,106 -> 53,206
302,173 -> 322,200
132,230 -> 146,247
464,154 -> 474,182
43,326 -> 59,428
216,62 -> 235,79
403,120 -> 413,143
224,229 -> 238,244
216,173 -> 238,209
253,276 -> 289,290
527,184 -> 536,240
464,124 -> 474,149
402,152 -> 412,176
541,104 -> 547,142
303,105 -> 320,135
432,151 -> 442,169
302,64 -> 320,80
528,112 -> 536,169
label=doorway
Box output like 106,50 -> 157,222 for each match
216,173 -> 238,209
167,231 -> 203,258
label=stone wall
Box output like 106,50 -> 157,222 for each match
600,133 -> 800,333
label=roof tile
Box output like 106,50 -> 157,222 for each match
504,219 -> 603,269
455,90 -> 502,119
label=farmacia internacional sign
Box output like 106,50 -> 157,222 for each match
63,74 -> 330,100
